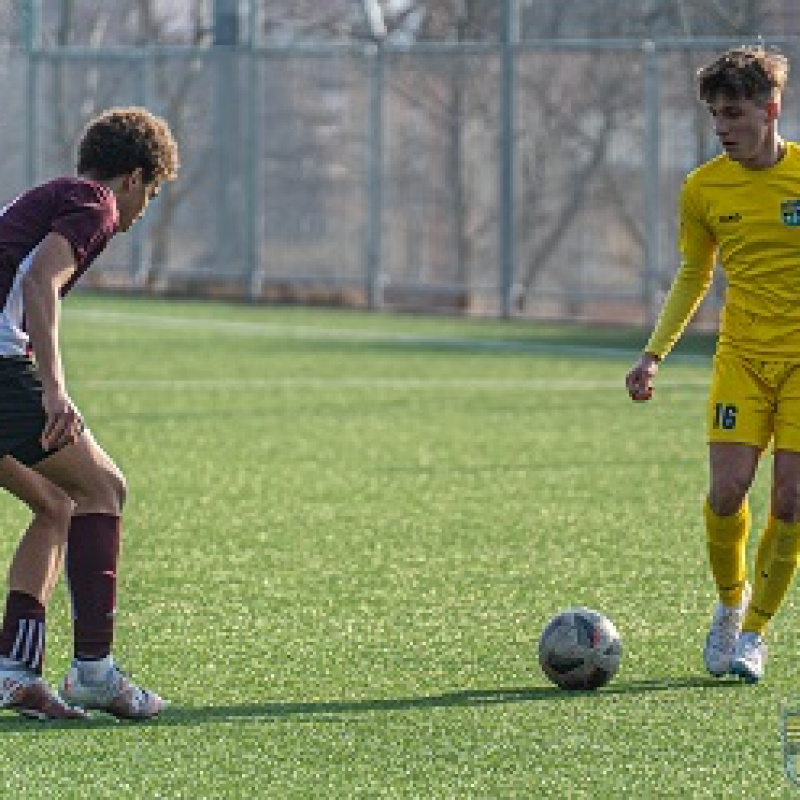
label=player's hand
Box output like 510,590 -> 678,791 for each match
625,353 -> 660,403
41,390 -> 84,451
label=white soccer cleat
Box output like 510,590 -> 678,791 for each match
729,631 -> 768,684
0,659 -> 86,720
60,659 -> 165,720
703,583 -> 751,677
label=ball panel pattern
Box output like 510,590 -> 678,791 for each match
538,608 -> 622,690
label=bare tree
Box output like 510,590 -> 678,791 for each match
29,0 -> 797,313
43,0 -> 209,284
397,0 -> 783,311
507,0 -> 779,310
129,0 -> 209,283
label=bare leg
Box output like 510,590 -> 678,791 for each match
31,433 -> 164,718
0,456 -> 74,605
708,442 -> 760,516
33,431 -> 126,660
771,449 -> 800,522
0,460 -> 86,719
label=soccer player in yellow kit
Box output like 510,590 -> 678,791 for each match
625,46 -> 800,683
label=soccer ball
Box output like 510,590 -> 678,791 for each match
538,607 -> 622,690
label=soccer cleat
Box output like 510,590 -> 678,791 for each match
703,583 -> 751,677
60,659 -> 165,720
0,660 -> 86,720
729,631 -> 768,684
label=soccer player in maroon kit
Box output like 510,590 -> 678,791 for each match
0,107 -> 179,719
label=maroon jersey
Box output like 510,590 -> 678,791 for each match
0,177 -> 118,356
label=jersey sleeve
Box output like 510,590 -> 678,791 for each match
50,183 -> 117,265
644,178 -> 717,359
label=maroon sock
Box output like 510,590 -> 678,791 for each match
66,514 -> 121,660
0,591 -> 45,674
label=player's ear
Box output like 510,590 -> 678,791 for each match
766,100 -> 781,121
122,168 -> 144,190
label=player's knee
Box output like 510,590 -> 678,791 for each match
73,464 -> 127,515
104,466 -> 127,514
36,482 -> 75,527
709,479 -> 750,516
772,482 -> 800,522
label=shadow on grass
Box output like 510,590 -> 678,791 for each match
163,675 -> 744,726
0,675 -> 743,731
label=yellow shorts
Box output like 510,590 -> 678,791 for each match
708,350 -> 800,451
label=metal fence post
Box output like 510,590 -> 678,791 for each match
24,0 -> 41,187
643,39 -> 661,325
500,0 -> 518,318
131,50 -> 152,285
247,2 -> 261,299
366,43 -> 385,310
214,0 -> 242,279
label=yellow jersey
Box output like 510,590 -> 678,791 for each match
646,140 -> 800,359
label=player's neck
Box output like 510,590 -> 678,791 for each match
741,135 -> 786,170
765,135 -> 787,167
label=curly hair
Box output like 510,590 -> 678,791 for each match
697,46 -> 790,105
77,106 -> 179,184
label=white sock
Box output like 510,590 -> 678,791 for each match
76,654 -> 113,683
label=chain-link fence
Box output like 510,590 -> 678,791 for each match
4,24 -> 800,323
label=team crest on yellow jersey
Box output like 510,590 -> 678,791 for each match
782,704 -> 800,786
781,200 -> 800,226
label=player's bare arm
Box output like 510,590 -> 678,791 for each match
20,232 -> 82,451
625,352 -> 660,402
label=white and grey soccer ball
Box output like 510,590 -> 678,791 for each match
538,608 -> 622,690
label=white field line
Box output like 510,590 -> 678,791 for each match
72,376 -> 710,391
66,307 -> 712,363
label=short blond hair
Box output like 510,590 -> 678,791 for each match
697,46 -> 789,105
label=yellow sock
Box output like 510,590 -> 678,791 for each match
743,517 -> 800,635
754,515 -> 779,585
705,498 -> 749,607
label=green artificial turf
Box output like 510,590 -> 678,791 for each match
0,293 -> 794,798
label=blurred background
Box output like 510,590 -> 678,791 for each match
1,0 -> 799,324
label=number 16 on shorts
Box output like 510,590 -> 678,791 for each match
713,403 -> 737,431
